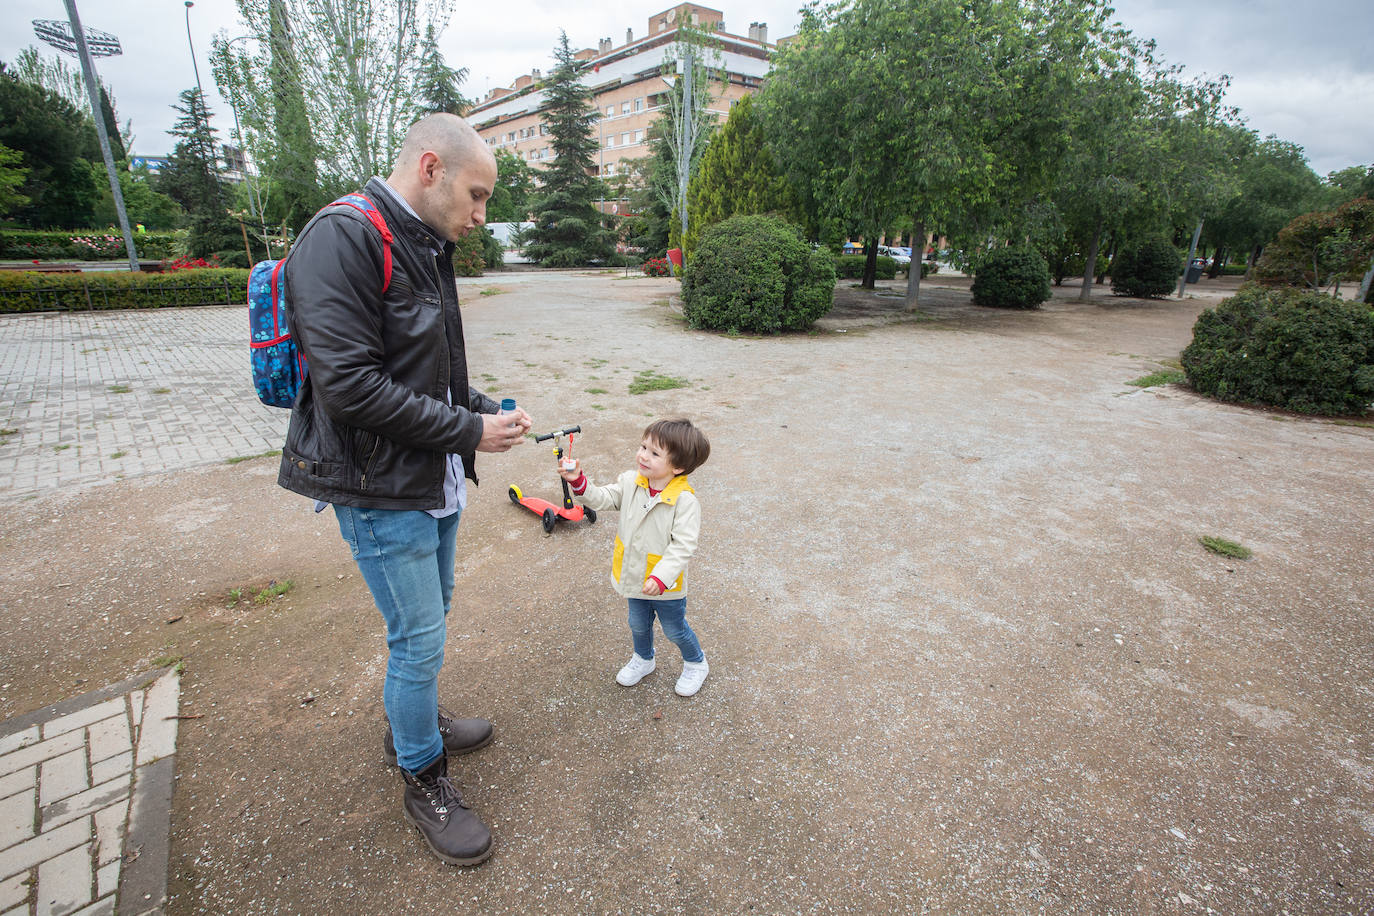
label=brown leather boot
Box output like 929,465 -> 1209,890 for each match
400,754 -> 493,866
383,706 -> 493,766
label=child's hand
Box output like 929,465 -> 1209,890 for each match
557,457 -> 582,482
642,578 -> 663,597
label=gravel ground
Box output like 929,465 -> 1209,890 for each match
1,271 -> 1371,914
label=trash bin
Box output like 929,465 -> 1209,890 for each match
666,248 -> 683,276
1185,264 -> 1203,283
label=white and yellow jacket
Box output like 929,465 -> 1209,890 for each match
572,470 -> 700,600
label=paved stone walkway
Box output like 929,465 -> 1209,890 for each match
0,669 -> 180,916
0,307 -> 287,500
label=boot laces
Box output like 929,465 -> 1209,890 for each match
422,774 -> 469,817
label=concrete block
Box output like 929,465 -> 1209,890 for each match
92,803 -> 126,868
86,718 -> 130,766
72,897 -> 115,916
37,842 -> 91,915
41,775 -> 129,832
0,818 -> 89,883
0,785 -> 35,851
0,731 -> 83,779
39,749 -> 88,809
95,860 -> 118,898
0,729 -> 38,758
133,673 -> 178,768
0,871 -> 28,911
40,700 -> 126,742
89,754 -> 131,789
0,768 -> 34,804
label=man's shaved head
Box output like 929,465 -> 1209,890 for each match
388,113 -> 498,242
393,113 -> 488,176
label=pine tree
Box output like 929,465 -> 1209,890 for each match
159,89 -> 243,264
413,25 -> 471,118
682,94 -> 798,256
523,32 -> 616,267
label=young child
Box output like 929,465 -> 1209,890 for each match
559,418 -> 712,696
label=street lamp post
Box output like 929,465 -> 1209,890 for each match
35,7 -> 140,272
184,1 -> 205,102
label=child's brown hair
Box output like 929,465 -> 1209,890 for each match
643,418 -> 710,475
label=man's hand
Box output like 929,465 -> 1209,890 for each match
477,408 -> 531,452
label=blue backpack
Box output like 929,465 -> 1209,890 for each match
249,193 -> 394,407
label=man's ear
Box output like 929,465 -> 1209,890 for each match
417,150 -> 443,186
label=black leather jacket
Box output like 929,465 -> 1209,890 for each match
276,178 -> 498,509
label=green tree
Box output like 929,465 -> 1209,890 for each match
523,32 -> 616,267
486,149 -> 535,223
1254,197 -> 1374,297
158,89 -> 243,263
413,25 -> 471,118
11,47 -> 132,158
622,138 -> 674,258
1205,133 -> 1323,274
682,94 -> 798,257
0,66 -> 102,228
759,0 -> 1114,301
1324,164 -> 1374,205
655,21 -> 726,250
92,164 -> 182,231
214,0 -> 457,190
0,143 -> 30,217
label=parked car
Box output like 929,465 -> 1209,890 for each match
877,245 -> 911,265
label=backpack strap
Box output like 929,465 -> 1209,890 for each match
330,193 -> 394,291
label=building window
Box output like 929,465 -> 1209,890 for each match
621,132 -> 630,146
605,163 -> 615,176
605,105 -> 614,116
506,131 -> 515,142
606,136 -> 614,148
621,101 -> 631,114
634,129 -> 644,143
634,97 -> 644,112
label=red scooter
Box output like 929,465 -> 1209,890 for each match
508,425 -> 596,533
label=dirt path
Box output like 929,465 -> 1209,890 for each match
1,272 -> 1371,914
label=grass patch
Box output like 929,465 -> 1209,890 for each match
591,404 -> 606,411
152,654 -> 184,673
0,427 -> 17,437
226,449 -> 281,465
227,587 -> 242,605
110,451 -> 127,459
479,286 -> 505,296
585,387 -> 608,395
1332,418 -> 1374,429
1198,535 -> 1252,560
1127,369 -> 1185,388
585,358 -> 609,369
628,370 -> 690,395
53,444 -> 71,452
152,387 -> 171,395
107,384 -> 132,394
254,579 -> 294,604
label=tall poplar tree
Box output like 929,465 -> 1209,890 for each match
159,89 -> 242,263
523,31 -> 615,267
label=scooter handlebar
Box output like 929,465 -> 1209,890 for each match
534,425 -> 582,442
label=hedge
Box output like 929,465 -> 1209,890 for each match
971,247 -> 1052,309
1,229 -> 181,261
0,269 -> 251,313
1180,284 -> 1374,415
834,254 -> 898,280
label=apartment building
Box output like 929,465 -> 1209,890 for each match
468,3 -> 774,200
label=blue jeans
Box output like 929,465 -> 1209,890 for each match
334,505 -> 461,772
627,597 -> 704,664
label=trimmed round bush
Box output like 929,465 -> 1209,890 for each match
682,215 -> 835,333
834,254 -> 897,280
1180,285 -> 1374,415
971,247 -> 1051,309
1111,239 -> 1180,298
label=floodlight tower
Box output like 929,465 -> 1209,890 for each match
33,5 -> 140,272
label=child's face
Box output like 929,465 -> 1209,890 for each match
637,436 -> 683,484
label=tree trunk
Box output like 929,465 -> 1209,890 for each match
905,220 -> 924,310
1080,217 -> 1104,300
1207,247 -> 1224,279
862,241 -> 877,290
1358,255 -> 1374,303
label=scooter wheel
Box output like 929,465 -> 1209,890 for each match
541,508 -> 557,534
584,507 -> 597,524
508,485 -> 522,504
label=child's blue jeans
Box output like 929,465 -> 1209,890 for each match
627,597 -> 704,663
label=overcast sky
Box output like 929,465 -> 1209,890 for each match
2,0 -> 1370,177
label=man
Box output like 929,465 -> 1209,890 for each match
277,114 -> 529,866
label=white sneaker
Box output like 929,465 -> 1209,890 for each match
616,653 -> 656,686
675,658 -> 709,697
